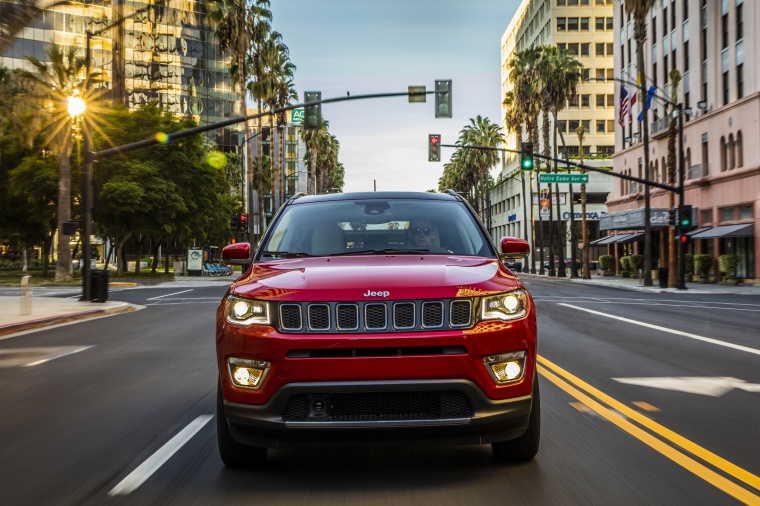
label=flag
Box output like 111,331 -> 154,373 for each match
637,85 -> 657,122
618,85 -> 629,126
629,89 -> 637,121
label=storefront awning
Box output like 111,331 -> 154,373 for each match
619,232 -> 643,243
591,234 -> 630,245
690,224 -> 754,239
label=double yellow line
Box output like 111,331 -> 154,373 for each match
537,355 -> 760,505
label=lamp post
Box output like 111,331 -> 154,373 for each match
588,76 -> 687,289
81,9 -> 148,300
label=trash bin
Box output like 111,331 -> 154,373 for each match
90,269 -> 109,302
658,267 -> 669,288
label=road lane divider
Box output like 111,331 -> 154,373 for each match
108,415 -> 212,496
147,289 -> 194,301
538,355 -> 760,503
558,303 -> 760,357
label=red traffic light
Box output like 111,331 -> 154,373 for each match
680,235 -> 690,245
430,135 -> 440,146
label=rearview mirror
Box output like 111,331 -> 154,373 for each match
499,237 -> 530,259
221,242 -> 251,265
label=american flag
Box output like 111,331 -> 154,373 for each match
618,85 -> 629,126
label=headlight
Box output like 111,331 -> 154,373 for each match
481,289 -> 527,321
225,296 -> 270,326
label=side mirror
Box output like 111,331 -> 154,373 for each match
221,242 -> 251,265
499,237 -> 530,259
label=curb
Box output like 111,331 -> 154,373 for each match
0,304 -> 136,337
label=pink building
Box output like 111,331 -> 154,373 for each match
608,0 -> 758,282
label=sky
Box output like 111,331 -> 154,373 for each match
269,0 -> 522,193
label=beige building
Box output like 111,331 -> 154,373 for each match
493,0 -> 615,270
611,0 -> 758,282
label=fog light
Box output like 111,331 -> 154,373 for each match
484,351 -> 526,384
228,357 -> 271,390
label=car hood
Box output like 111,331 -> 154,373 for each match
230,255 -> 521,301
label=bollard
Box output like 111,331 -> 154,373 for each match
639,269 -> 644,286
20,275 -> 32,315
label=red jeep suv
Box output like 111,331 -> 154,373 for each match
216,191 -> 538,466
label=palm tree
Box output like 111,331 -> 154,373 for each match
666,69 -> 682,288
540,45 -> 583,277
502,91 -> 530,250
508,47 -> 542,273
210,0 -> 271,236
458,116 -> 502,229
301,120 -> 340,194
22,43 -> 86,282
624,0 -> 657,286
0,0 -> 71,53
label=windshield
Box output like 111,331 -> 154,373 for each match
259,198 -> 492,259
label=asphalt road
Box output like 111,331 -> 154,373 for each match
0,280 -> 758,505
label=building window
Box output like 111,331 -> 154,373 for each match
736,130 -> 743,167
737,2 -> 743,39
581,43 -> 590,56
596,120 -> 606,133
557,18 -> 566,31
596,68 -> 605,79
607,94 -> 614,107
607,119 -> 615,133
581,94 -> 591,107
719,207 -> 735,223
569,120 -> 580,131
740,205 -> 753,220
598,145 -> 614,155
581,18 -> 590,31
701,209 -> 712,225
557,0 -> 566,5
684,40 -> 690,72
596,94 -> 605,107
557,120 -> 567,133
596,43 -> 605,56
607,68 -> 614,79
568,17 -> 579,31
582,120 -> 591,132
568,43 -> 579,55
722,13 -> 728,49
568,95 -> 579,107
737,64 -> 744,99
582,68 -> 590,81
606,43 -> 613,56
596,17 -> 605,31
607,17 -> 613,30
720,135 -> 727,172
722,71 -> 729,106
728,133 -> 735,169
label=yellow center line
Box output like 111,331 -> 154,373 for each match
537,355 -> 760,494
536,364 -> 760,505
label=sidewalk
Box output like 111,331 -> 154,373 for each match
2,272 -> 758,339
517,271 -> 760,295
0,275 -> 237,338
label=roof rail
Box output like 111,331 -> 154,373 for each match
444,189 -> 461,198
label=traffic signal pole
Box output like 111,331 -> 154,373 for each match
677,104 -> 687,290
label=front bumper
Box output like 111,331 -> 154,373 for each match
223,379 -> 533,449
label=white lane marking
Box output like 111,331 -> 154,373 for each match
108,415 -> 213,496
25,346 -> 94,366
146,301 -> 219,306
613,376 -> 760,397
147,289 -> 193,301
559,303 -> 760,356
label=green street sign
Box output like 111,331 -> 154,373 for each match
291,108 -> 304,124
539,173 -> 589,184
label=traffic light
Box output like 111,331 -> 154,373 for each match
521,142 -> 534,170
668,208 -> 676,226
230,214 -> 240,232
435,80 -> 452,118
304,91 -> 321,130
679,205 -> 693,228
428,134 -> 441,162
239,213 -> 248,234
680,234 -> 691,245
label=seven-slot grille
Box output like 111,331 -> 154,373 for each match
277,299 -> 473,333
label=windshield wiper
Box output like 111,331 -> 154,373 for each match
260,250 -> 314,258
332,248 -> 431,256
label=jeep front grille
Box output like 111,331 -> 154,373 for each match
275,299 -> 473,333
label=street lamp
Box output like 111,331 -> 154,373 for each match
587,76 -> 687,289
80,8 -> 149,300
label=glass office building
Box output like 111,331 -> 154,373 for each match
1,0 -> 242,151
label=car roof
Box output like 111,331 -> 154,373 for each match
290,191 -> 461,205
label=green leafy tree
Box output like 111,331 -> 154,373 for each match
666,69 -> 682,288
457,115 -> 502,220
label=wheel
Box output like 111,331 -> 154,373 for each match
492,376 -> 540,461
217,382 -> 267,467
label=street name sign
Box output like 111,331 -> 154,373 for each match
539,173 -> 589,184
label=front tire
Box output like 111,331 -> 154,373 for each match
492,376 -> 540,461
217,382 -> 267,467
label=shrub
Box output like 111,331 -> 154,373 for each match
620,256 -> 631,272
694,254 -> 712,281
718,254 -> 739,280
629,254 -> 644,271
599,255 -> 615,273
684,254 -> 694,277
